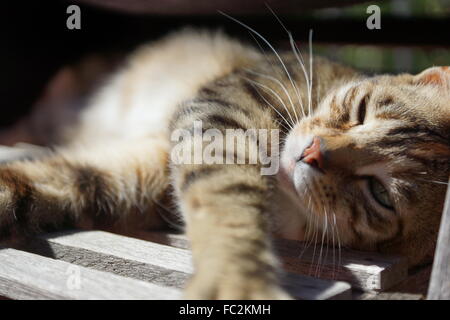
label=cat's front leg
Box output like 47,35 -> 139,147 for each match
173,163 -> 291,300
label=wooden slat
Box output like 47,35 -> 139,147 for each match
282,273 -> 351,300
0,248 -> 181,300
389,264 -> 432,297
356,291 -> 424,300
427,179 -> 450,300
275,238 -> 407,291
0,144 -> 49,163
140,231 -> 407,291
353,265 -> 433,300
26,230 -> 192,290
25,230 -> 351,300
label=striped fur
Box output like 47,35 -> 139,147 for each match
0,29 -> 448,299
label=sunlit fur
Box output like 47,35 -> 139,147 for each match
280,71 -> 450,267
0,29 -> 448,299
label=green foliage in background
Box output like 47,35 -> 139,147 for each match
314,0 -> 450,18
310,0 -> 450,73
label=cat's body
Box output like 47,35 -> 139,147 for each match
1,29 -> 449,299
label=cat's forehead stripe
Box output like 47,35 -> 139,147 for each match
336,83 -> 357,102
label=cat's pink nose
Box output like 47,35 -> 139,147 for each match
299,137 -> 324,171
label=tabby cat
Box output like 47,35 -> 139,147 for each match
1,29 -> 449,299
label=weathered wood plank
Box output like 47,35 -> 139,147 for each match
389,264 -> 432,296
353,265 -> 433,300
427,180 -> 450,300
31,230 -> 194,273
26,231 -> 192,290
0,248 -> 181,300
355,291 -> 424,300
282,272 -> 351,300
139,231 -> 407,291
275,238 -> 407,292
26,230 -> 351,300
0,144 -> 48,163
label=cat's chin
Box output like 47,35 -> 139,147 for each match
273,174 -> 309,242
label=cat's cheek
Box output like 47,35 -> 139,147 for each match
297,225 -> 308,241
278,209 -> 308,241
280,225 -> 307,242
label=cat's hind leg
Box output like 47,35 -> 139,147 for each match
0,136 -> 171,242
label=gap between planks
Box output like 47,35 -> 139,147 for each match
21,230 -> 351,300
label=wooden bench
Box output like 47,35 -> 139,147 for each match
0,227 -> 436,300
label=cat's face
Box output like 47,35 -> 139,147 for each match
279,66 -> 450,266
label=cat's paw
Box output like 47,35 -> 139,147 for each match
184,273 -> 292,300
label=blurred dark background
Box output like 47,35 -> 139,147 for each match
1,0 -> 449,129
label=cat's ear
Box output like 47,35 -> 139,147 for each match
414,66 -> 450,89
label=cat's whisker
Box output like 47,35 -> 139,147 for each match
298,177 -> 318,261
265,5 -> 304,122
246,31 -> 296,110
242,78 -> 294,130
332,211 -> 342,273
244,68 -> 297,127
315,206 -> 328,277
298,209 -> 312,259
308,29 -> 314,116
275,125 -> 288,135
298,213 -> 315,261
323,207 -> 332,277
300,209 -> 316,268
290,31 -> 314,116
274,125 -> 289,137
272,118 -> 290,133
219,11 -> 303,124
315,208 -> 325,277
244,80 -> 294,130
416,178 -> 449,185
316,81 -> 321,110
287,31 -> 313,117
308,195 -> 321,276
290,29 -> 315,119
310,211 -> 320,276
288,36 -> 309,119
298,202 -> 317,268
329,210 -> 338,279
331,215 -> 337,279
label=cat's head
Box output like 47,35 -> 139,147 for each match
280,66 -> 450,267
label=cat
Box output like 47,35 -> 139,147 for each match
0,29 -> 449,299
